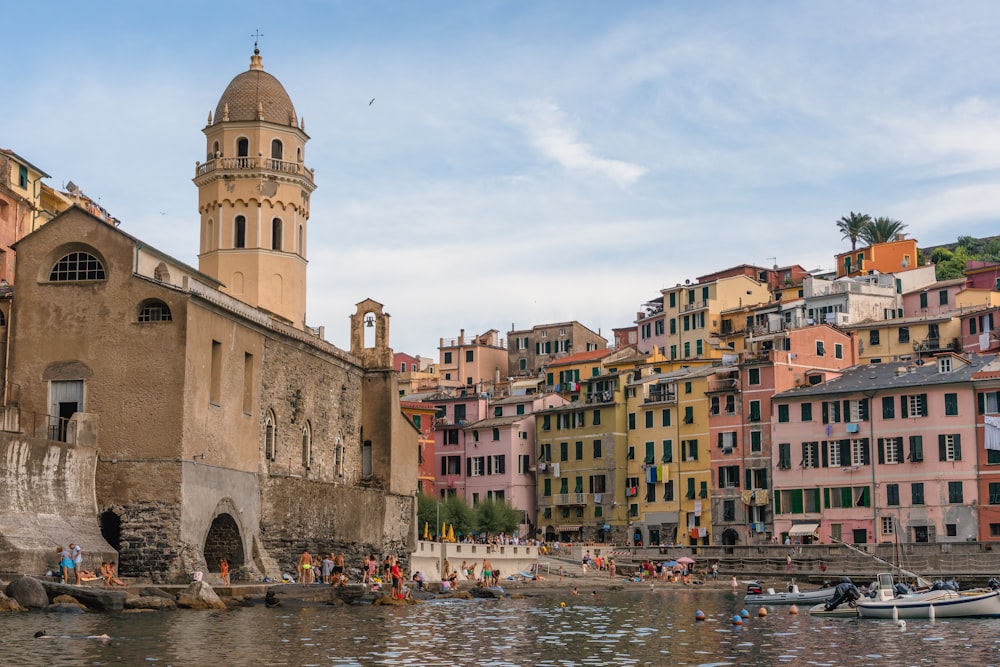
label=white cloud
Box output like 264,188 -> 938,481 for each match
511,99 -> 647,186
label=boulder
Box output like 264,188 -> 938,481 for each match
138,587 -> 173,600
176,581 -> 226,610
52,594 -> 80,604
125,595 -> 177,611
6,576 -> 48,609
40,581 -> 127,612
46,602 -> 88,613
470,587 -> 505,599
0,592 -> 25,612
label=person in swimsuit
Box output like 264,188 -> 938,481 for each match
57,546 -> 74,584
219,557 -> 230,586
297,551 -> 313,586
482,559 -> 492,586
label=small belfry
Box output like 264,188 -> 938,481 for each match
193,46 -> 316,329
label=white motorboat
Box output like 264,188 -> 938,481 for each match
744,581 -> 837,605
855,573 -> 1000,619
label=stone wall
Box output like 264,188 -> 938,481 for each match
259,475 -> 415,575
0,424 -> 116,575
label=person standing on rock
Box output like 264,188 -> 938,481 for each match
70,544 -> 83,585
321,553 -> 334,584
297,551 -> 313,586
57,546 -> 73,584
220,557 -> 230,586
333,553 -> 345,583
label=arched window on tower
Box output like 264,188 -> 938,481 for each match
296,147 -> 302,163
264,409 -> 277,461
237,137 -> 249,157
297,224 -> 304,256
234,215 -> 246,249
212,140 -> 220,158
206,219 -> 215,251
271,218 -> 282,251
271,139 -> 283,161
301,421 -> 312,469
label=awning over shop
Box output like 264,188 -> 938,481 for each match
557,525 -> 581,532
788,522 -> 820,536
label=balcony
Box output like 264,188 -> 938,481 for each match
586,391 -> 615,404
706,378 -> 738,392
644,389 -> 676,404
554,493 -> 590,506
681,299 -> 708,313
195,156 -> 315,185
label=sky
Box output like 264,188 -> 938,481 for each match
6,1 -> 1000,356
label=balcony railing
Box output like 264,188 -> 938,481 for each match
644,389 -> 676,404
554,492 -> 590,506
195,156 -> 315,184
706,378 -> 738,392
681,299 -> 708,313
586,392 -> 615,404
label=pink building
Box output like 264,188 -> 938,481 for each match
709,324 -> 855,545
431,393 -> 488,499
964,260 -> 1000,291
974,359 -> 1000,541
463,392 -> 566,537
958,306 -> 1000,355
771,354 -> 994,545
901,278 -> 965,317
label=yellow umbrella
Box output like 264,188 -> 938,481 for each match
441,522 -> 447,542
448,524 -> 456,542
423,522 -> 430,540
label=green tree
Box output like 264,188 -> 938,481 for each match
836,211 -> 871,250
416,492 -> 440,539
932,246 -> 972,281
859,217 -> 907,245
474,498 -> 522,535
441,494 -> 475,538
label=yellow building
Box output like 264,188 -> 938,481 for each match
661,275 -> 771,367
625,365 -> 718,546
845,315 -> 963,363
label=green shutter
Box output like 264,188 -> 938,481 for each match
823,487 -> 831,509
954,434 -> 962,461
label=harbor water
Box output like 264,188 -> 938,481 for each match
3,588 -> 1000,666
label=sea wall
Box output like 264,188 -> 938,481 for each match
411,540 -> 539,582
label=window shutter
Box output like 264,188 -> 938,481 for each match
860,398 -> 869,421
823,487 -> 831,509
441,458 -> 447,475
718,432 -> 723,448
734,468 -> 740,488
745,468 -> 752,489
919,394 -> 928,417
774,489 -> 782,514
901,396 -> 909,419
981,392 -> 987,415
862,439 -> 870,465
840,439 -> 850,464
842,400 -> 850,422
821,440 -> 828,468
939,434 -> 947,461
954,434 -> 961,461
822,402 -> 829,424
878,438 -> 885,465
760,469 -> 767,489
910,435 -> 923,462
467,457 -> 473,475
718,468 -> 724,487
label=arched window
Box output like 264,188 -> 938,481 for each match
237,138 -> 249,157
271,218 -> 282,251
49,251 -> 105,281
206,219 -> 215,251
138,299 -> 172,322
301,421 -> 312,469
153,262 -> 171,283
271,139 -> 283,160
296,147 -> 302,163
234,215 -> 246,249
213,140 -> 220,157
297,225 -> 304,255
264,410 -> 276,461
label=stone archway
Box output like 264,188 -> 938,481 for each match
203,513 -> 245,572
99,509 -> 122,552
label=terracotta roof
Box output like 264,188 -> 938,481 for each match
544,349 -> 612,368
214,51 -> 296,126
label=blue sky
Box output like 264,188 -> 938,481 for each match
6,1 -> 1000,356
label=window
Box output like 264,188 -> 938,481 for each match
234,215 -> 246,248
682,439 -> 698,461
748,400 -> 761,422
911,482 -> 924,505
575,441 -> 583,460
264,410 -> 276,460
138,299 -> 172,322
700,481 -> 708,498
645,411 -> 653,428
828,440 -> 841,467
719,465 -> 740,488
301,422 -> 312,468
882,396 -> 895,419
593,439 -> 602,458
948,481 -> 963,504
801,441 -> 819,468
265,219 -> 281,253
663,480 -> 674,501
816,341 -> 825,356
944,393 -> 958,416
869,330 -> 880,346
644,441 -> 655,464
685,381 -> 693,394
723,500 -> 736,522
835,343 -> 843,359
243,352 -> 254,414
444,352 -> 453,364
801,403 -> 812,422
886,483 -> 899,506
590,474 -> 607,494
593,410 -> 601,426
645,482 -> 657,502
778,442 -> 791,469
465,350 -> 474,362
560,442 -> 568,461
939,434 -> 961,461
628,446 -> 635,460
543,478 -> 551,496
18,164 -> 28,188
939,357 -> 952,373
777,405 -> 789,423
848,399 -> 868,422
237,137 -> 249,157
661,409 -> 670,427
492,428 -> 500,441
989,482 -> 1000,505
750,430 -> 762,453
748,368 -> 761,385
881,516 -> 895,535
898,327 -> 909,343
683,407 -> 694,424
880,437 -> 901,464
908,435 -> 923,462
628,413 -> 636,429
718,431 -> 736,452
685,477 -> 695,499
210,340 -> 222,405
49,251 -> 106,281
902,394 -> 928,418
850,438 -> 868,466
939,289 -> 949,306
661,440 -> 673,463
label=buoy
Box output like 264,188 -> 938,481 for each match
758,607 -> 767,617
892,605 -> 898,622
695,610 -> 706,621
731,615 -> 743,625
560,602 -> 566,608
740,609 -> 750,618
897,619 -> 906,629
789,604 -> 799,615
929,603 -> 935,621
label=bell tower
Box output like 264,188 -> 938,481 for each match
194,48 -> 315,328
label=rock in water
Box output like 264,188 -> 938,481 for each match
126,595 -> 178,611
176,581 -> 226,610
5,576 -> 48,609
0,592 -> 26,612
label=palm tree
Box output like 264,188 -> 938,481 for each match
859,217 -> 907,245
836,212 -> 871,250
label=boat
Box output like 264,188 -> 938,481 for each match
856,573 -> 1000,619
744,580 -> 837,605
815,573 -> 1000,619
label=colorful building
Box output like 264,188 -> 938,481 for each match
507,321 -> 607,378
438,329 -> 507,394
834,238 -> 919,278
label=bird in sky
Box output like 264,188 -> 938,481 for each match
369,98 -> 375,106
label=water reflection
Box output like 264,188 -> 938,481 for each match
2,589 -> 1000,666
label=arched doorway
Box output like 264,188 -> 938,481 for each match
99,510 -> 121,552
203,513 -> 245,572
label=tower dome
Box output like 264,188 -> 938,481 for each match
213,49 -> 297,126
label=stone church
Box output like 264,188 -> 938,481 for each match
0,49 -> 417,583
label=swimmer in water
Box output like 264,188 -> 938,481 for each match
35,630 -> 110,640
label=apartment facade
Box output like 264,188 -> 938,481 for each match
507,321 -> 607,378
438,329 -> 507,394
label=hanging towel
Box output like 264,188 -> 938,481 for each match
986,415 -> 1000,451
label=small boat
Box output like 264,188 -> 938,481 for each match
855,573 -> 1000,620
744,581 -> 837,605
